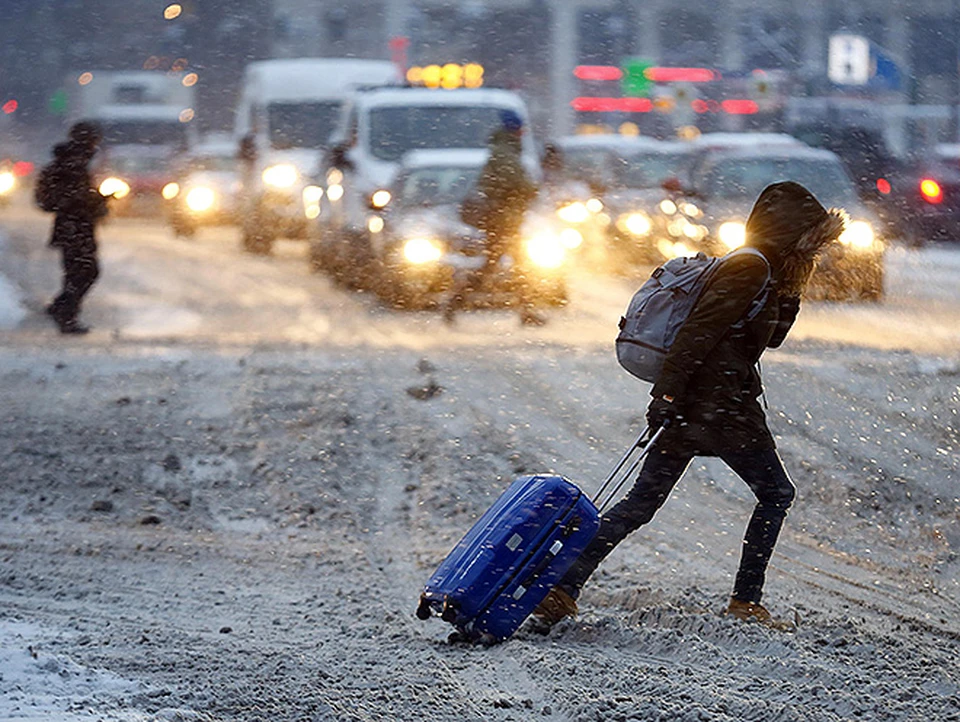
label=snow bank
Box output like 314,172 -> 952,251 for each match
0,619 -> 150,721
0,231 -> 26,330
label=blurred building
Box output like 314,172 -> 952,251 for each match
268,0 -> 958,100
3,1 -> 960,144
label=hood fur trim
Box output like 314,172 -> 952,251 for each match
779,208 -> 848,295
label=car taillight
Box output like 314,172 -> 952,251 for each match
920,178 -> 943,204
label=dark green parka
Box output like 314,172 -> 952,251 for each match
476,129 -> 537,246
650,182 -> 846,455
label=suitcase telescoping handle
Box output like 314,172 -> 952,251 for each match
592,425 -> 666,514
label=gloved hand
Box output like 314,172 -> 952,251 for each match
646,394 -> 680,430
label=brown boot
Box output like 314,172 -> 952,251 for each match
724,598 -> 796,632
533,587 -> 578,626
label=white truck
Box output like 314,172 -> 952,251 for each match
68,70 -> 196,215
314,85 -> 539,280
232,58 -> 400,253
69,70 -> 196,150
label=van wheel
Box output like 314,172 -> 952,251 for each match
308,242 -> 325,272
172,220 -> 196,238
242,228 -> 273,255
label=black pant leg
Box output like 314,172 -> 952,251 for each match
720,448 -> 796,604
51,245 -> 99,323
558,450 -> 693,598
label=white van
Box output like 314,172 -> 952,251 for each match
233,58 -> 399,253
315,86 -> 538,275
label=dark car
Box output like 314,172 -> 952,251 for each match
94,146 -> 177,217
880,144 -> 960,246
164,139 -> 242,237
677,145 -> 886,301
604,141 -> 699,265
367,149 -> 570,310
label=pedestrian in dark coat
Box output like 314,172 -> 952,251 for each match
44,121 -> 107,334
535,181 -> 846,630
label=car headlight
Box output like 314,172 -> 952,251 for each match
525,232 -> 567,269
302,185 -> 324,204
586,198 -> 604,213
557,201 -> 589,224
185,186 -> 216,212
371,189 -> 391,209
560,228 -> 583,249
838,220 -> 876,250
262,164 -> 298,188
162,182 -> 180,200
0,171 -> 15,194
618,211 -> 652,237
402,237 -> 444,265
326,183 -> 344,202
99,177 -> 130,199
718,221 -> 746,250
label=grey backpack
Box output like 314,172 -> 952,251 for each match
616,247 -> 771,384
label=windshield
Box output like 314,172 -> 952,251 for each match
561,147 -> 617,188
189,155 -> 237,173
101,121 -> 187,148
267,102 -> 341,150
619,151 -> 691,188
699,157 -> 861,206
397,166 -> 482,207
369,106 -> 507,162
108,154 -> 171,174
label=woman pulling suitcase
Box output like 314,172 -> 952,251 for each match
535,182 -> 847,631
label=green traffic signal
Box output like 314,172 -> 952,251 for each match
621,57 -> 653,97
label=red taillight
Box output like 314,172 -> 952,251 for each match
920,178 -> 943,204
574,65 -> 624,81
876,178 -> 891,195
721,99 -> 759,115
570,97 -> 653,113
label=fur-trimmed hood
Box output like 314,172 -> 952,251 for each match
777,207 -> 847,295
745,181 -> 847,295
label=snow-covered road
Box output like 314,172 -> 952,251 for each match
0,202 -> 958,721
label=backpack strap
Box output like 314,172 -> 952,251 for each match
723,247 -> 772,322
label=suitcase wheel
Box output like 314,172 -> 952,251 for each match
416,597 -> 432,620
440,599 -> 459,623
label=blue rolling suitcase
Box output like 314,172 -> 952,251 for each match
416,426 -> 664,643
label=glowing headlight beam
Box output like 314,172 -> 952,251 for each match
99,177 -> 130,199
371,189 -> 391,208
302,185 -> 324,204
560,228 -> 583,249
185,186 -> 215,212
718,221 -> 746,250
162,182 -> 180,200
557,202 -> 589,224
0,171 -> 15,194
262,164 -> 298,188
525,232 -> 566,269
624,212 -> 652,236
839,220 -> 876,249
402,237 -> 443,265
659,199 -> 677,215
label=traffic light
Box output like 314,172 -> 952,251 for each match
621,58 -> 653,97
